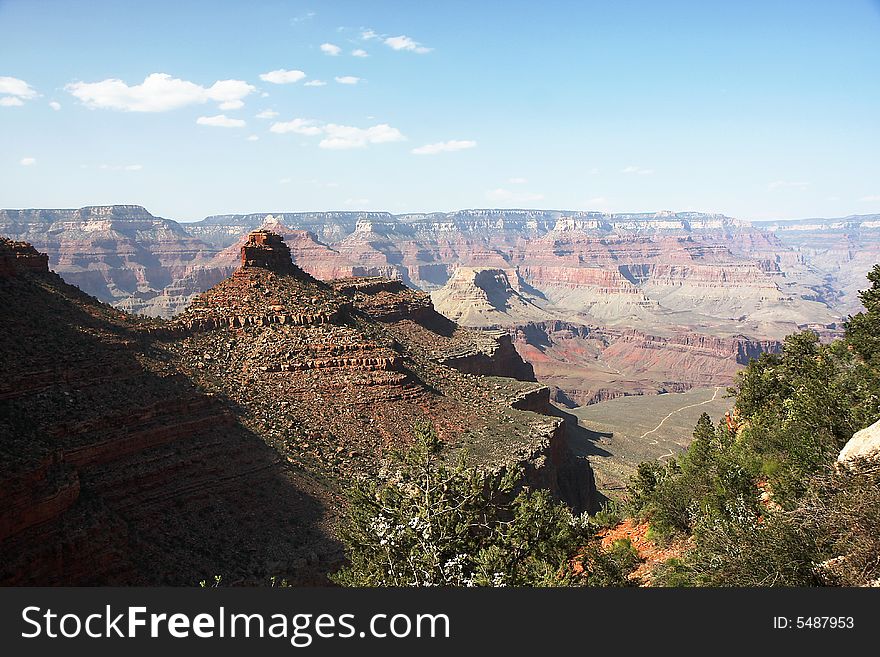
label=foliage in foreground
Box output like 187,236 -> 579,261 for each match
628,265 -> 880,586
331,423 -> 639,587
334,266 -> 880,587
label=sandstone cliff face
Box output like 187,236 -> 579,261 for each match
0,238 -> 49,277
0,235 -> 596,584
430,267 -> 552,327
3,206 -> 851,340
752,215 -> 880,317
0,205 -> 215,310
0,242 -> 339,584
510,320 -> 783,407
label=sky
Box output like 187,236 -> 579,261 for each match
1,0 -> 879,222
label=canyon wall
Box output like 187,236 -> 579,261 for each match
0,235 -> 596,583
510,320 -> 783,407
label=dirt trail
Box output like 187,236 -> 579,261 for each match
640,387 -> 724,457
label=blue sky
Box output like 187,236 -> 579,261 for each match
1,0 -> 879,221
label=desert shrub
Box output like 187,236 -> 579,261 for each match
590,499 -> 626,530
668,497 -> 819,587
331,422 -> 629,587
630,265 -> 880,586
575,538 -> 642,587
803,458 -> 880,586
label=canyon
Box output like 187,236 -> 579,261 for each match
1,205 -> 867,407
0,233 -> 595,584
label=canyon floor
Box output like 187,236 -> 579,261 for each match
569,387 -> 734,497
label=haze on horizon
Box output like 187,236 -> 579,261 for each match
1,0 -> 879,222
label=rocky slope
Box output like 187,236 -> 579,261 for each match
3,205 -> 866,415
3,206 -> 858,332
0,205 -> 216,311
511,321 -> 782,407
429,267 -> 553,327
752,214 -> 880,317
0,237 -> 339,585
0,233 -> 596,584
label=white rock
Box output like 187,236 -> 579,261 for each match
838,418 -> 880,464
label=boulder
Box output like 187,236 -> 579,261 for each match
838,418 -> 880,464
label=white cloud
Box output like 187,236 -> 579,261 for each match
0,76 -> 37,98
247,135 -> 259,141
270,118 -> 323,136
320,43 -> 342,56
1,76 -> 37,106
384,35 -> 432,53
361,29 -> 379,40
352,49 -> 369,58
319,123 -> 404,149
269,118 -> 405,149
196,114 -> 246,128
280,177 -> 292,185
411,139 -> 476,155
621,165 -> 654,175
219,99 -> 244,110
860,195 -> 880,202
256,109 -> 279,119
304,80 -> 327,87
259,69 -> 307,84
508,177 -> 528,184
291,11 -> 315,24
20,157 -> 36,166
486,188 -> 544,203
66,73 -> 255,112
335,76 -> 361,85
49,101 -> 61,111
768,180 -> 809,190
124,164 -> 142,171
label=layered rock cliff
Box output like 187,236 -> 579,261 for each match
510,320 -> 783,407
0,234 -> 596,584
0,205 -> 215,310
1,205 -> 856,421
2,206 -> 852,339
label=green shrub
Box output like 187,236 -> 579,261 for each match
331,422 -> 627,587
629,263 -> 880,586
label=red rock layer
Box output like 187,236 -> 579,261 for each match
511,320 -> 782,407
0,238 -> 49,277
0,251 -> 338,585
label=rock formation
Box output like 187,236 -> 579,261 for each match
430,267 -> 552,327
838,418 -> 880,464
0,234 -> 596,584
1,205 -> 858,413
510,320 -> 782,407
241,228 -> 299,273
0,238 -> 49,276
